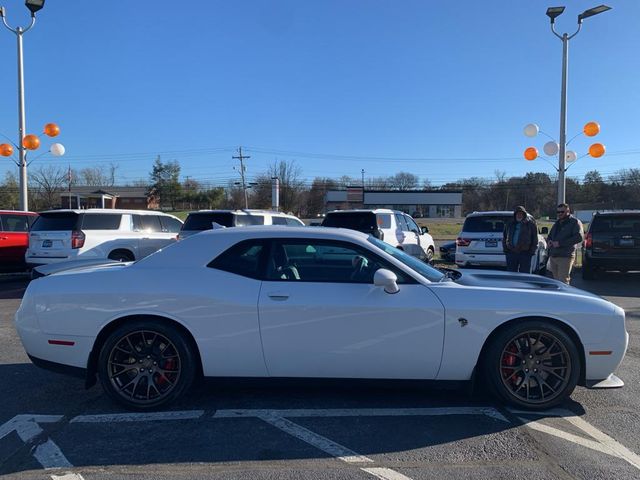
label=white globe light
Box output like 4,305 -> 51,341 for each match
543,141 -> 559,156
523,123 -> 539,137
565,150 -> 577,163
50,143 -> 66,157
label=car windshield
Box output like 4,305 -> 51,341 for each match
367,236 -> 445,282
183,212 -> 234,230
322,212 -> 377,232
591,215 -> 640,233
462,215 -> 509,233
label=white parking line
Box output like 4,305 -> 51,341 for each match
362,468 -> 414,480
510,408 -> 640,472
50,474 -> 86,480
213,407 -> 509,422
70,410 -> 205,423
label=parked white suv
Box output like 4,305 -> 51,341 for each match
26,209 -> 183,266
321,209 -> 436,262
178,209 -> 305,239
455,211 -> 548,273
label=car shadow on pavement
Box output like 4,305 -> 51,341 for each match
0,363 -> 591,475
571,269 -> 640,298
0,274 -> 30,300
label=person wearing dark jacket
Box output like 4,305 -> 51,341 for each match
503,206 -> 538,273
547,203 -> 584,284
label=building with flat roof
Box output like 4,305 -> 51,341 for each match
325,187 -> 462,218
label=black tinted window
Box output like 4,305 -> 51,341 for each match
321,212 -> 377,232
272,216 -> 288,225
160,216 -> 182,233
0,214 -> 30,232
395,214 -> 409,231
208,240 -> 266,279
591,215 -> 640,233
462,215 -> 509,233
31,213 -> 80,231
286,217 -> 304,226
81,214 -> 122,230
183,212 -> 234,230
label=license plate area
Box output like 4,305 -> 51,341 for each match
485,239 -> 498,248
42,239 -> 52,248
619,238 -> 634,247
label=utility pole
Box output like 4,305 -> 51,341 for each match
361,169 -> 365,188
233,147 -> 250,209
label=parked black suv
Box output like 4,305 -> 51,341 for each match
582,211 -> 640,279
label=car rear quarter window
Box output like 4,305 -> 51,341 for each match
134,215 -> 162,232
81,214 -> 122,230
376,214 -> 392,229
183,212 -> 234,230
160,216 -> 183,233
590,215 -> 640,233
462,215 -> 509,233
271,216 -> 288,225
321,212 -> 377,232
286,217 -> 304,226
207,240 -> 266,279
30,212 -> 80,231
0,214 -> 30,232
235,214 -> 265,226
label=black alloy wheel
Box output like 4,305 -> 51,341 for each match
484,321 -> 580,410
98,321 -> 196,410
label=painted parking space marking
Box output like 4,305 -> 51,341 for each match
50,474 -> 86,480
70,410 -> 205,423
509,408 -> 640,472
212,406 -> 509,422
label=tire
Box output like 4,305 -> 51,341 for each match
98,320 -> 197,410
108,250 -> 134,262
425,247 -> 435,264
482,320 -> 580,410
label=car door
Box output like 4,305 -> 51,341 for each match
0,213 -> 31,268
133,214 -> 166,257
258,239 -> 445,379
404,215 -> 427,260
394,213 -> 419,257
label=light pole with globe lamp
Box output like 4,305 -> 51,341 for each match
0,0 -> 48,211
544,4 -> 611,204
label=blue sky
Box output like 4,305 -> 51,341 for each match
0,0 -> 638,187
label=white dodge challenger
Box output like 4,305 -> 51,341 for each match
15,227 -> 628,410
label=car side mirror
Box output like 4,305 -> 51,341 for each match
374,269 -> 399,294
421,226 -> 429,234
540,227 -> 548,235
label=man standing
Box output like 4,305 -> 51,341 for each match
503,206 -> 538,273
547,203 -> 584,284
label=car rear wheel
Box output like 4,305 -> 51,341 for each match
582,261 -> 595,280
108,250 -> 134,262
98,321 -> 196,410
425,247 -> 434,264
483,321 -> 580,410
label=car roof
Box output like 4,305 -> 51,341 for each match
198,225 -> 369,240
188,209 -> 297,217
593,210 -> 640,216
466,211 -> 513,217
39,209 -> 179,217
326,209 -> 397,214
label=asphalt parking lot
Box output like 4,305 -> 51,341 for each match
1,269 -> 639,480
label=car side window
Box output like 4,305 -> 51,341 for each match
405,216 -> 420,234
0,214 -> 30,232
265,239 -> 413,284
395,213 -> 409,231
81,214 -> 122,230
286,217 -> 304,226
207,240 -> 266,280
136,215 -> 162,232
159,216 -> 182,233
271,216 -> 288,225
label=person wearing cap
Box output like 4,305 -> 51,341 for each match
503,206 -> 539,273
547,203 -> 584,284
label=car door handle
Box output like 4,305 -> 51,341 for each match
267,293 -> 289,301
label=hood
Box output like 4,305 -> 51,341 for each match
454,268 -> 600,298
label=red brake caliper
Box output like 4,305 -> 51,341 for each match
157,358 -> 175,386
502,345 -> 519,385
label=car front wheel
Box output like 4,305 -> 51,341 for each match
98,320 -> 196,410
483,321 -> 580,410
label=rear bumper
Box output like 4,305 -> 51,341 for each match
455,252 -> 506,267
584,253 -> 640,269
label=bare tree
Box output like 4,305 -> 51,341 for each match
79,164 -> 118,187
30,165 -> 69,209
268,160 -> 304,213
388,171 -> 419,190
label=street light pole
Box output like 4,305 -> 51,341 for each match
546,4 -> 611,205
1,1 -> 46,211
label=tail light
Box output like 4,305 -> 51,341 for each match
584,232 -> 592,249
456,237 -> 471,247
71,230 -> 85,249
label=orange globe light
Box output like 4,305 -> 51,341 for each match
22,134 -> 41,150
589,143 -> 606,158
524,147 -> 538,161
584,122 -> 600,137
0,143 -> 13,157
44,123 -> 60,137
